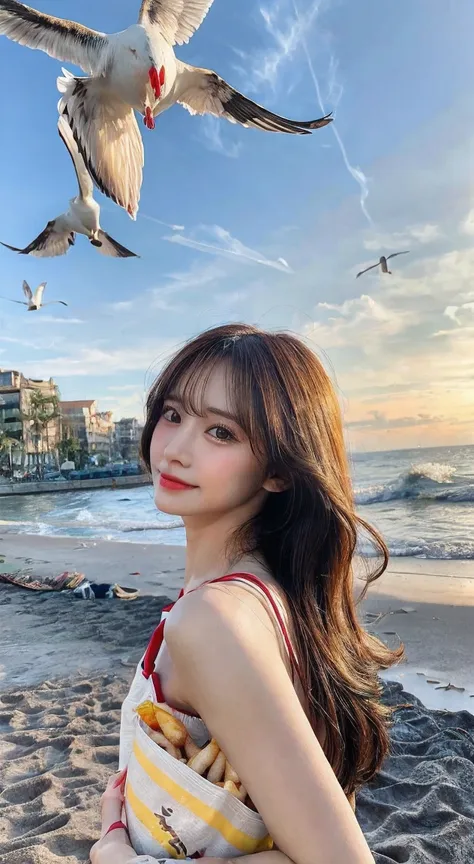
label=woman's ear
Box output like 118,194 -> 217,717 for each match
262,475 -> 289,493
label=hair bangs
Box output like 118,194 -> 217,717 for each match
141,328 -> 275,469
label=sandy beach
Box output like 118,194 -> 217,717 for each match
0,532 -> 473,862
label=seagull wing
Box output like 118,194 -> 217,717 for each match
58,113 -> 93,200
0,0 -> 107,74
1,221 -> 75,258
138,0 -> 215,46
174,62 -> 333,134
356,262 -> 379,279
42,300 -> 68,306
33,282 -> 46,306
57,71 -> 143,219
22,279 -> 32,301
386,251 -> 410,261
95,230 -> 139,258
0,297 -> 28,305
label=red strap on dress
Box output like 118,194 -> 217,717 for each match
142,574 -> 298,690
200,573 -> 299,673
142,592 -> 184,679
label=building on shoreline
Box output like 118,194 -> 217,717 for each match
115,417 -> 143,460
0,370 -> 61,469
60,400 -> 115,460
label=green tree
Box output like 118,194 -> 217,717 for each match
0,431 -> 21,474
38,397 -> 61,468
58,435 -> 78,464
22,389 -> 60,477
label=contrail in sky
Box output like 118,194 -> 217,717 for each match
292,0 -> 373,226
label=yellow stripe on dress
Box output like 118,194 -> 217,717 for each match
130,740 -> 273,854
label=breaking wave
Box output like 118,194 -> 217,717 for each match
355,462 -> 474,505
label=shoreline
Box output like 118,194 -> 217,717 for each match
1,532 -> 474,704
0,474 -> 152,497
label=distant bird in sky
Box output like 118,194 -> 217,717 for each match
356,251 -> 410,278
0,0 -> 333,218
1,281 -> 67,310
0,116 -> 138,259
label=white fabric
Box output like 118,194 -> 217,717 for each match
119,601 -> 272,860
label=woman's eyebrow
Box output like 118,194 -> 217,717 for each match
205,406 -> 240,424
166,394 -> 240,426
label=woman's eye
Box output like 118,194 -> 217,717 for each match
162,406 -> 180,423
208,425 -> 235,442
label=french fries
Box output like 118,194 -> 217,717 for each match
146,728 -> 182,760
207,749 -> 226,783
153,704 -> 187,747
135,700 -> 255,811
184,734 -> 200,760
224,760 -> 240,784
187,739 -> 220,776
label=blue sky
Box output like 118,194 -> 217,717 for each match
0,0 -> 473,451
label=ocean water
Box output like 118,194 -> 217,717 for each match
1,445 -> 473,559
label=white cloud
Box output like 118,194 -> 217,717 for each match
152,261 -> 225,302
309,293 -> 414,354
110,301 -> 133,312
410,223 -> 442,243
17,340 -> 179,379
0,335 -> 43,349
443,302 -> 474,326
346,410 -> 444,430
212,289 -> 250,306
164,224 -> 292,272
199,117 -> 242,159
364,223 -> 441,251
459,208 -> 474,236
99,390 -> 146,422
25,316 -> 84,325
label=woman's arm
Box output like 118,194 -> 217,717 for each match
165,585 -> 374,864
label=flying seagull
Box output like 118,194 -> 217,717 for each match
1,281 -> 67,310
356,252 -> 410,279
1,116 -> 138,258
0,0 -> 332,219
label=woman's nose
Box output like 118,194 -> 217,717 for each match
162,422 -> 193,467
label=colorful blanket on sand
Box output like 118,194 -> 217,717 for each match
0,570 -> 86,591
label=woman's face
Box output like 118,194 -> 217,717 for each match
149,364 -> 271,523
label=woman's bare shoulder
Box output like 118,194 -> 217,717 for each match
165,579 -> 279,656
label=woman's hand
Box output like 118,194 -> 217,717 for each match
99,767 -> 128,838
90,769 -> 137,864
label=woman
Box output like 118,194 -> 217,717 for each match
91,323 -> 402,864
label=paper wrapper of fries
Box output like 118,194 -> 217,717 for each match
135,700 -> 257,811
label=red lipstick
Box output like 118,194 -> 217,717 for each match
159,473 -> 196,492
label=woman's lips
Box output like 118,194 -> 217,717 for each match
159,473 -> 196,492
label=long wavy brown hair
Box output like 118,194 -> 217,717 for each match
141,323 -> 403,796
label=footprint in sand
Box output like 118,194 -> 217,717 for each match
0,774 -> 52,805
